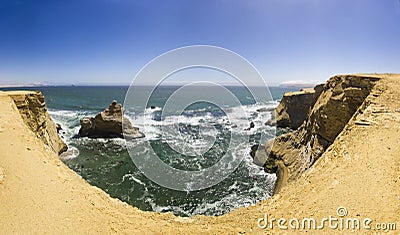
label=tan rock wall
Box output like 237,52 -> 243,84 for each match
7,91 -> 67,155
276,84 -> 323,129
269,75 -> 380,189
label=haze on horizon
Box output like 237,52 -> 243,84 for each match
0,0 -> 399,87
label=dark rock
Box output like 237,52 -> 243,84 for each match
244,121 -> 255,131
79,100 -> 145,139
250,141 -> 276,172
264,161 -> 278,174
256,107 -> 275,112
56,123 -> 62,133
250,144 -> 262,158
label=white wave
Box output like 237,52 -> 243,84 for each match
49,109 -> 78,118
144,106 -> 162,114
122,173 -> 146,186
125,101 -> 279,143
49,103 -> 278,215
59,146 -> 79,162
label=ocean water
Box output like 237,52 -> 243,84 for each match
1,85 -> 296,216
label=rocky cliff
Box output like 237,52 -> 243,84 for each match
1,75 -> 399,233
257,75 -> 381,192
7,91 -> 67,155
275,84 -> 323,129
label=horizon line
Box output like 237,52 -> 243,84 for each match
0,83 -> 317,89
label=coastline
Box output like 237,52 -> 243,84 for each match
0,74 -> 399,234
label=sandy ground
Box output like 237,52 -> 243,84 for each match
0,74 -> 399,234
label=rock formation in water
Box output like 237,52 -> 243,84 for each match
8,91 -> 67,155
253,75 -> 380,192
244,121 -> 255,131
275,84 -> 323,129
79,100 -> 145,139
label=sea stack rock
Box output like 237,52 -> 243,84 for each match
79,100 -> 145,139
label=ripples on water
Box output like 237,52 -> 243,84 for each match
50,101 -> 277,217
18,85 -> 295,217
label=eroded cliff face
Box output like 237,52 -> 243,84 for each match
261,75 -> 381,191
7,91 -> 67,155
275,84 -> 323,129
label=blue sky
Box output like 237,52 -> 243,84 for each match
0,0 -> 399,86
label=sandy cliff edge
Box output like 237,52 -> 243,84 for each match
0,74 -> 399,234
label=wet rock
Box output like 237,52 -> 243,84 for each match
250,141 -> 277,173
56,123 -> 62,133
256,107 -> 275,112
244,121 -> 255,131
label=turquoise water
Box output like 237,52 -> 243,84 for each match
1,85 -> 295,216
